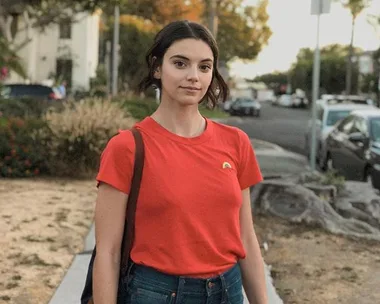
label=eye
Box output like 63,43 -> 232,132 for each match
200,65 -> 212,72
174,61 -> 186,68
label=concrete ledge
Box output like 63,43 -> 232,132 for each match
49,254 -> 91,304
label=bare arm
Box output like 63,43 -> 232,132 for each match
93,183 -> 128,304
239,187 -> 268,304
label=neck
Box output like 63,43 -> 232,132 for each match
151,99 -> 206,138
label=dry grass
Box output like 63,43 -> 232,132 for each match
0,178 -> 96,304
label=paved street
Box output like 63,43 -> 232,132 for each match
227,102 -> 311,155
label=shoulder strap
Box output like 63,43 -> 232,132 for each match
120,127 -> 145,275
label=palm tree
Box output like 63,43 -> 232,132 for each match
340,0 -> 370,95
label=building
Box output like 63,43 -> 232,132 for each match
5,11 -> 100,92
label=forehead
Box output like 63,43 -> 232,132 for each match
164,38 -> 213,61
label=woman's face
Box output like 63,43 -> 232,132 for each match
155,38 -> 214,107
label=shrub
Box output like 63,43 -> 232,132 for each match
0,117 -> 48,177
321,169 -> 346,194
118,97 -> 158,121
41,98 -> 136,177
0,98 -> 60,118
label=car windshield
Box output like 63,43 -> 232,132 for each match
371,118 -> 380,142
326,110 -> 351,126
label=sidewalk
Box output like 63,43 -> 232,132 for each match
252,139 -> 308,178
48,138 -> 294,304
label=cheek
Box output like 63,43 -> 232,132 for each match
161,68 -> 182,88
201,73 -> 213,91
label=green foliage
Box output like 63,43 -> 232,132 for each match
199,105 -> 230,119
0,98 -> 57,118
321,169 -> 346,194
215,0 -> 272,62
119,97 -> 159,121
292,44 -> 360,94
0,117 -> 48,177
117,16 -> 158,92
0,37 -> 26,78
339,0 -> 371,18
253,44 -> 362,96
88,64 -> 109,98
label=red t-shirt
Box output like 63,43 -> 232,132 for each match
96,117 -> 263,278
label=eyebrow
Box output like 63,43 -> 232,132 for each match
169,55 -> 213,63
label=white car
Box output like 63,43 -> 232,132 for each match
304,103 -> 374,164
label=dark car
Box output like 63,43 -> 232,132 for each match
323,108 -> 380,189
1,84 -> 63,101
229,98 -> 261,117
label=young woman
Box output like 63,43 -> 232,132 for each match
93,20 -> 268,304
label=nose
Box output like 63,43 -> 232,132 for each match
186,65 -> 199,82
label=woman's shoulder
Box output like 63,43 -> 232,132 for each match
105,129 -> 136,154
209,119 -> 249,142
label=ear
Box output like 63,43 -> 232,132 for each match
154,66 -> 161,79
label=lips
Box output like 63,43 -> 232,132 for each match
180,86 -> 201,91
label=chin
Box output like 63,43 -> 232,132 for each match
177,95 -> 202,106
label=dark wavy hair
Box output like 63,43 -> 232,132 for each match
139,20 -> 229,109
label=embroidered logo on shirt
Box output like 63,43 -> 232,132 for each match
222,161 -> 232,169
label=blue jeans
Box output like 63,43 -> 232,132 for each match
124,263 -> 244,304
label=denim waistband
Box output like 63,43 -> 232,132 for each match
129,262 -> 241,294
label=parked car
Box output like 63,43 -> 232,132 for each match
229,98 -> 261,117
316,94 -> 373,107
0,84 -> 63,101
276,94 -> 292,107
322,109 -> 380,190
305,103 -> 373,162
222,99 -> 234,112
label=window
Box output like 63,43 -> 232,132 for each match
337,116 -> 355,134
326,110 -> 351,126
370,118 -> 380,142
59,19 -> 71,39
351,117 -> 368,135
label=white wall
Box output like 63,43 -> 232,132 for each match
5,12 -> 100,92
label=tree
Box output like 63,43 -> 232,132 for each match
338,0 -> 371,95
99,0 -> 271,91
118,0 -> 272,63
290,44 -> 360,96
116,15 -> 159,92
120,0 -> 204,24
214,0 -> 272,62
0,36 -> 26,78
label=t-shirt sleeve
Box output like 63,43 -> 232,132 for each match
96,131 -> 135,194
237,130 -> 263,189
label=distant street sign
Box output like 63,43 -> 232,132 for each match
311,0 -> 331,15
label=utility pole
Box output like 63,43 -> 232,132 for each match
111,5 -> 120,96
345,18 -> 355,95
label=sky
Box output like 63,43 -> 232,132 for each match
229,0 -> 380,79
